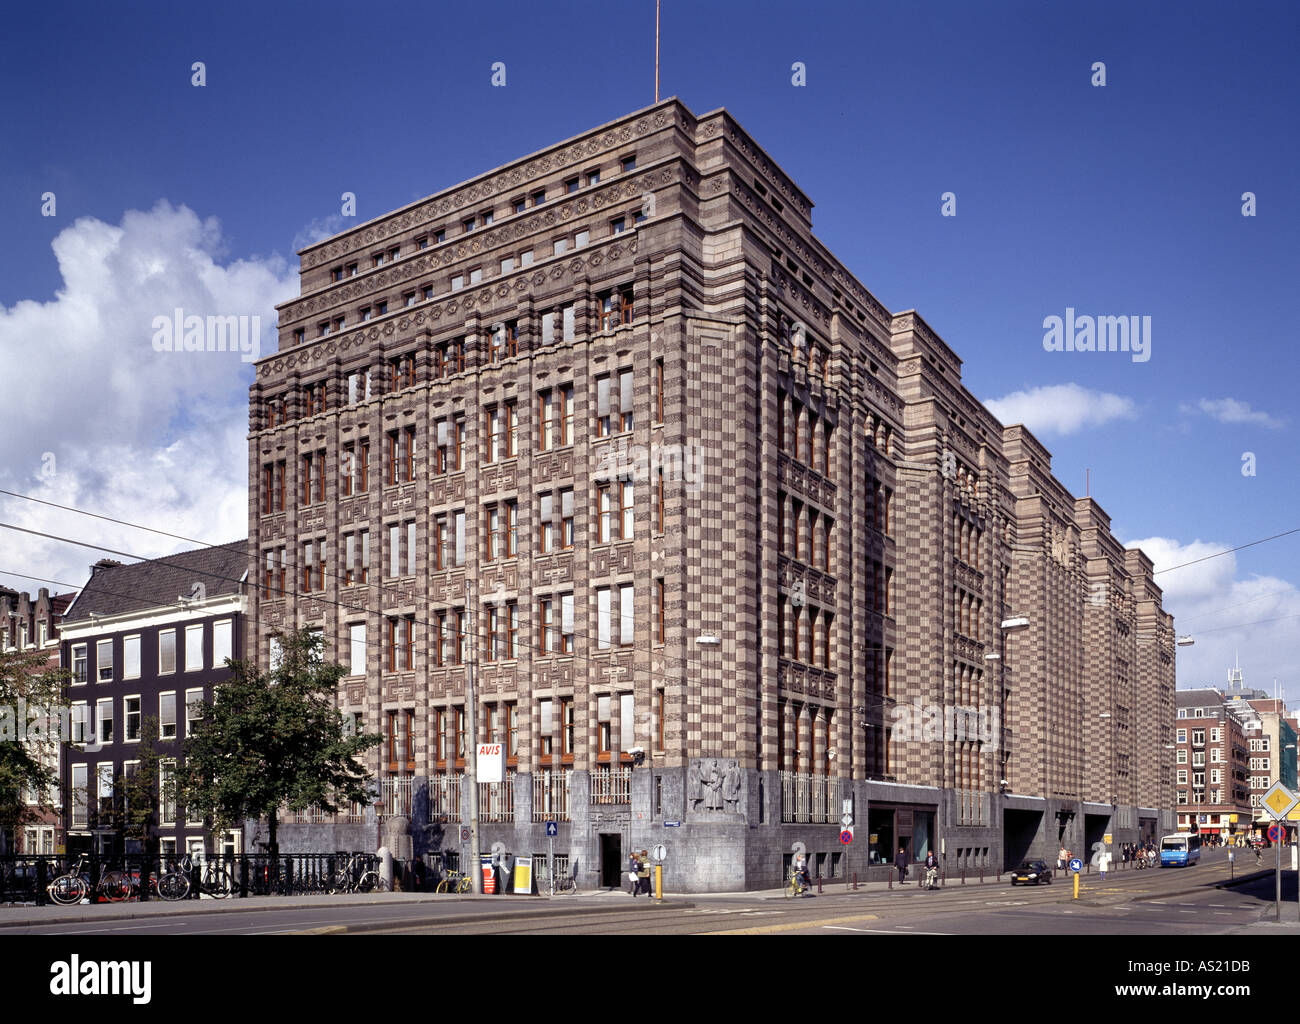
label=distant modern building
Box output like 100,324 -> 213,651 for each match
248,98 -> 1175,890
57,544 -> 248,860
1,586 -> 75,855
1174,688 -> 1252,838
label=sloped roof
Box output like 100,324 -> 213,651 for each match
63,540 -> 248,622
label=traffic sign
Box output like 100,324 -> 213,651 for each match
1069,858 -> 1083,873
1268,824 -> 1283,844
651,844 -> 668,863
461,827 -> 470,842
1263,782 -> 1299,820
545,821 -> 558,838
664,820 -> 681,828
839,828 -> 853,845
840,813 -> 853,828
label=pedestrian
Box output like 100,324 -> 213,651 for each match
1099,847 -> 1110,880
628,850 -> 641,897
894,846 -> 908,886
1058,844 -> 1067,873
637,849 -> 651,898
924,849 -> 940,890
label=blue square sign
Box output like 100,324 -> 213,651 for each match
545,821 -> 558,837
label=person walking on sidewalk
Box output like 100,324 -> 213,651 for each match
924,850 -> 940,890
637,850 -> 652,898
894,846 -> 909,885
628,850 -> 642,897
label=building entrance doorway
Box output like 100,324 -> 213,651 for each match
599,833 -> 622,888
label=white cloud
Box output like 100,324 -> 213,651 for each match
1179,397 -> 1286,430
983,383 -> 1137,436
1125,535 -> 1300,699
0,202 -> 295,590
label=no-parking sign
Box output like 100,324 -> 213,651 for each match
840,828 -> 853,845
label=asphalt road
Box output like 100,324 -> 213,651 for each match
5,844 -> 1293,935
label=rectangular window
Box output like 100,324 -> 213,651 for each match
72,644 -> 88,685
560,488 -> 574,547
185,688 -> 204,738
596,375 -> 611,437
99,638 -> 116,682
159,692 -> 177,739
185,624 -> 204,672
618,368 -> 634,432
97,698 -> 114,744
125,697 -> 141,742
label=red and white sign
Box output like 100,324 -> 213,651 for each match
477,743 -> 504,783
840,828 -> 854,845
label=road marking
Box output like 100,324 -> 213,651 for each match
291,925 -> 347,935
704,913 -> 879,936
823,925 -> 950,935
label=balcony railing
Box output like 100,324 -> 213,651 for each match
780,771 -> 848,824
378,776 -> 413,818
479,773 -> 515,822
429,772 -> 462,821
532,768 -> 571,822
591,766 -> 632,804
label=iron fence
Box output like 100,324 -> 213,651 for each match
479,773 -> 515,822
532,768 -> 571,821
779,771 -> 849,823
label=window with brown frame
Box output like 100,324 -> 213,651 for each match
559,384 -> 574,445
435,709 -> 447,764
538,390 -> 555,451
598,286 -> 634,331
455,706 -> 465,764
791,500 -> 802,561
806,411 -> 816,467
561,698 -> 575,758
389,353 -> 416,391
560,488 -> 574,548
655,578 -> 665,645
822,421 -> 832,477
488,320 -> 519,363
539,598 -> 556,654
618,368 -> 634,433
655,468 -> 665,534
506,702 -> 518,762
777,389 -> 787,452
539,698 -> 554,758
654,358 -> 665,424
595,375 -> 611,437
656,688 -> 665,750
262,460 -> 286,514
823,517 -> 833,573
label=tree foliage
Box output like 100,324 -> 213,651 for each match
178,628 -> 380,860
0,647 -> 68,842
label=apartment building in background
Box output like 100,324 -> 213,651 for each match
248,99 -> 1175,890
1174,688 -> 1253,838
1,586 -> 75,854
58,544 -> 248,860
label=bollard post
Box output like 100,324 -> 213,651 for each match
979,866 -> 984,884
817,874 -> 823,895
36,860 -> 47,907
140,854 -> 150,903
853,872 -> 858,891
888,870 -> 892,890
961,868 -> 965,886
190,859 -> 201,899
239,855 -> 249,898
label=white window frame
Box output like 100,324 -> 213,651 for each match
159,691 -> 178,740
159,629 -> 177,675
185,623 -> 204,672
185,688 -> 204,738
98,638 -> 116,682
71,643 -> 88,685
124,695 -> 142,743
96,698 -> 114,745
213,618 -> 233,666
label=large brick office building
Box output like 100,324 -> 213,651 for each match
249,99 -> 1175,890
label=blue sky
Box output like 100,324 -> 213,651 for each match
1,0 -> 1297,694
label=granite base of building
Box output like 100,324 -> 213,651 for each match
251,768 -> 1175,893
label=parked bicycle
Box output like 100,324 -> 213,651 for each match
330,854 -> 387,894
435,869 -> 473,895
552,871 -> 578,895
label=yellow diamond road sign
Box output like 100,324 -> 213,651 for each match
1262,782 -> 1298,820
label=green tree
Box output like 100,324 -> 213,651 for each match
179,628 -> 380,866
0,648 -> 68,848
113,719 -> 168,863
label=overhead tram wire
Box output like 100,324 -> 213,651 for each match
0,488 -> 702,673
0,520 -> 699,693
1152,527 -> 1300,576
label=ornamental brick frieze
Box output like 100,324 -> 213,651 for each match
340,498 -> 367,526
430,474 -> 467,507
429,573 -> 466,605
346,684 -> 365,706
263,515 -> 287,540
384,674 -> 416,701
382,483 -> 419,515
536,555 -> 573,588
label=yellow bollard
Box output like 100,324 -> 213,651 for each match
655,864 -> 663,902
1073,871 -> 1079,900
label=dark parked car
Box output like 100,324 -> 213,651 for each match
1010,860 -> 1052,886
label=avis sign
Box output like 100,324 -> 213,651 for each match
477,743 -> 504,784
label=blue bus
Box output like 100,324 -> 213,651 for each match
1160,833 -> 1202,867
